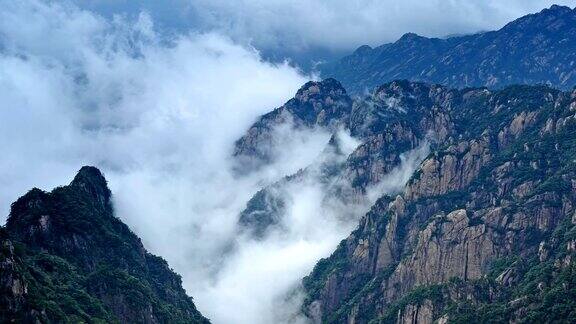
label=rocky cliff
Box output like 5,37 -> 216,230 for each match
233,78 -> 353,173
301,83 -> 576,323
237,80 -> 458,239
0,167 -> 209,323
235,76 -> 576,324
320,5 -> 576,94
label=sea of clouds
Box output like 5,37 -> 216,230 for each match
0,0 -> 553,322
0,1 -> 310,321
0,1 -> 355,322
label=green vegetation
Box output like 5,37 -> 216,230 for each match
0,167 -> 208,323
301,82 -> 576,323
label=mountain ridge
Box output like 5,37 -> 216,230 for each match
232,64 -> 576,322
4,4 -> 576,324
320,5 -> 576,94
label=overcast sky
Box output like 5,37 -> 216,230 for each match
73,0 -> 576,64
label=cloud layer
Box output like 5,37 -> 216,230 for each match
2,1 -> 570,323
0,1 -> 316,321
0,0 -> 306,215
73,0 -> 576,60
0,2 -> 429,322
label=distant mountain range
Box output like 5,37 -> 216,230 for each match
320,5 -> 576,94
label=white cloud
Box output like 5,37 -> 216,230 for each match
0,0 -> 307,213
0,1 -> 398,323
0,3 -> 425,320
189,0 -> 576,52
0,1 -> 323,322
72,0 -> 576,56
3,0 -> 564,323
366,141 -> 430,203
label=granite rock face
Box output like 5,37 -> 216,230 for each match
233,78 -> 353,172
237,80 -> 459,238
301,83 -> 576,323
237,78 -> 576,323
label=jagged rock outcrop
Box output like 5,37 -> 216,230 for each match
237,80 -> 459,238
404,136 -> 492,200
233,78 -> 353,172
302,82 -> 576,323
395,300 -> 435,324
321,5 -> 576,94
231,54 -> 575,323
238,181 -> 289,238
237,81 -> 561,244
341,81 -> 456,196
0,231 -> 31,321
235,7 -> 576,321
0,166 -> 209,324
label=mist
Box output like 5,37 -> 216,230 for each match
0,0 -> 476,323
0,1 -> 312,321
0,0 -> 349,322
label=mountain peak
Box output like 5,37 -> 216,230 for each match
353,44 -> 373,55
292,78 -> 350,121
7,187 -> 50,225
295,78 -> 347,99
6,166 -> 113,246
233,77 -> 352,173
1,167 -> 209,323
72,166 -> 106,186
502,3 -> 576,32
397,32 -> 426,43
70,166 -> 111,204
545,4 -> 572,13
